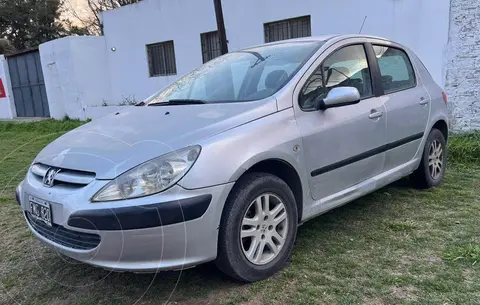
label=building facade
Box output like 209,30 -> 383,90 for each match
0,0 -> 478,130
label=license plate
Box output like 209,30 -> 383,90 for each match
29,195 -> 52,227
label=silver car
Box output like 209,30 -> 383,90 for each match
16,35 -> 449,282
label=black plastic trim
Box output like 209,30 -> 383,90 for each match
311,132 -> 424,177
68,194 -> 212,231
364,42 -> 384,97
26,212 -> 100,250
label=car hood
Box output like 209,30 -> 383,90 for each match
35,99 -> 277,179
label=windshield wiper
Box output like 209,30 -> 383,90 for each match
148,99 -> 208,106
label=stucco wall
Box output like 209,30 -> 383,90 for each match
40,0 -> 480,128
101,0 -> 218,103
40,36 -> 111,119
0,55 -> 15,119
223,0 -> 450,87
100,0 -> 450,101
445,0 -> 480,131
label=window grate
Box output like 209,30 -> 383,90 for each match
264,16 -> 311,43
147,41 -> 177,77
201,31 -> 222,63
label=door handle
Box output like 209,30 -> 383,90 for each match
368,109 -> 384,119
419,97 -> 429,105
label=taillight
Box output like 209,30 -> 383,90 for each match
442,92 -> 448,105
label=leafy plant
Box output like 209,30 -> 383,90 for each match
118,95 -> 138,106
443,243 -> 480,266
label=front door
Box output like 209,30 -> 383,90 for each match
295,43 -> 387,200
371,44 -> 430,171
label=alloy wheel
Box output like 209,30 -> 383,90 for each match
240,193 -> 288,265
428,139 -> 443,180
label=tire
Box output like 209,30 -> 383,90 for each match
411,128 -> 447,189
215,172 -> 298,282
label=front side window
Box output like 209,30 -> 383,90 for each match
145,41 -> 323,105
299,44 -> 373,110
373,45 -> 416,93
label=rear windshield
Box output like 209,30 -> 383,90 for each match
146,41 -> 323,104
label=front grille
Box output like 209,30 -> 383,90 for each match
26,213 -> 100,250
30,163 -> 96,188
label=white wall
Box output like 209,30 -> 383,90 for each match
102,0 -> 217,103
40,36 -> 111,119
223,0 -> 450,87
42,0 -> 476,127
0,55 -> 16,119
99,0 -> 450,104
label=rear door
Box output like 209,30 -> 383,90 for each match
371,44 -> 430,171
294,42 -> 387,201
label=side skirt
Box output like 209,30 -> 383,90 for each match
301,158 -> 420,223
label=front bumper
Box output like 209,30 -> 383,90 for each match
18,172 -> 234,272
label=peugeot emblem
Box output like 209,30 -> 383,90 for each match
43,168 -> 61,188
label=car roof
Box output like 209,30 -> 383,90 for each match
242,34 -> 396,50
289,34 -> 394,43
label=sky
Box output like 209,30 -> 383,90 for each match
63,0 -> 92,26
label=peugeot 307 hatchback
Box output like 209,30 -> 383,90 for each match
16,35 -> 449,282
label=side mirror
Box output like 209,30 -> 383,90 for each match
314,87 -> 361,110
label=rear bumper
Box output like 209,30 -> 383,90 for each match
19,175 -> 234,272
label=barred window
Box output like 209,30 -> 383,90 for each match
147,41 -> 177,77
201,31 -> 222,63
264,16 -> 311,43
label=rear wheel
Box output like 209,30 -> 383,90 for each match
411,128 -> 447,188
215,173 -> 298,282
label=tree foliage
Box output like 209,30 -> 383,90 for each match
0,0 -> 88,51
0,38 -> 15,55
68,0 -> 142,35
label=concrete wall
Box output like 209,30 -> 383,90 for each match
99,0 -> 450,103
40,36 -> 112,119
223,0 -> 450,87
37,0 -> 479,129
101,0 -> 218,103
445,0 -> 480,131
0,55 -> 16,119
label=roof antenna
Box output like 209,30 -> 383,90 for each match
359,16 -> 367,34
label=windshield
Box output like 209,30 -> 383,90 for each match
146,41 -> 323,105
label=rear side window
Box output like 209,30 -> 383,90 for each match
373,45 -> 416,94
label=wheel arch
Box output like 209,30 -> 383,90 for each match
228,158 -> 304,223
431,119 -> 449,142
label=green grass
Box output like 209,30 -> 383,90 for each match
0,121 -> 479,305
448,132 -> 480,164
0,118 -> 85,133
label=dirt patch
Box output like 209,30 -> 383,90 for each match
363,297 -> 386,305
239,300 -> 263,305
427,254 -> 443,265
390,285 -> 418,301
463,268 -> 474,283
170,300 -> 211,305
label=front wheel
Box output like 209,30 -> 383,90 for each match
215,173 -> 298,282
411,128 -> 447,188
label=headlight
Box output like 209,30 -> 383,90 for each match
91,145 -> 201,202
